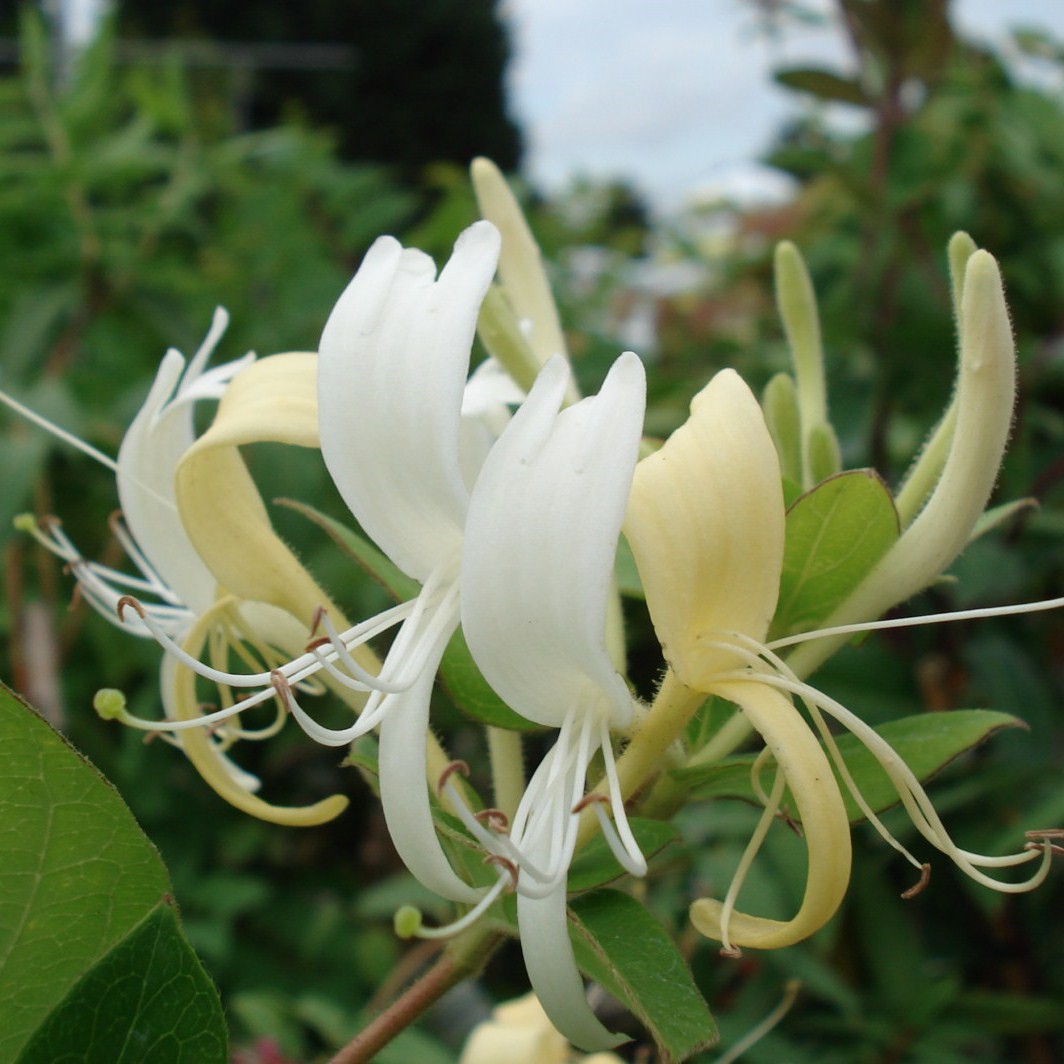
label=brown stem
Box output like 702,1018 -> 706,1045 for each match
328,929 -> 503,1064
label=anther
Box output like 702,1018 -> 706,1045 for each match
437,759 -> 470,797
484,853 -> 519,888
901,862 -> 932,899
304,635 -> 330,653
106,509 -> 125,534
1025,830 -> 1064,857
572,792 -> 610,815
309,605 -> 327,638
474,808 -> 510,831
270,669 -> 293,712
116,595 -> 146,622
720,945 -> 743,959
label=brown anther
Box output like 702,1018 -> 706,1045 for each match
309,605 -> 327,638
142,732 -> 159,746
1025,835 -> 1064,857
107,509 -> 125,533
900,862 -> 932,899
484,853 -> 519,888
38,514 -> 60,532
305,635 -> 331,653
116,595 -> 146,622
474,808 -> 510,831
69,583 -> 84,611
270,670 -> 293,712
719,945 -> 743,959
572,792 -> 610,814
437,759 -> 470,797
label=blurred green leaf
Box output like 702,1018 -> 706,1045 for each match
774,67 -> 868,106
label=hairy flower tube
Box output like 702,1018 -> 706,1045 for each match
455,352 -> 647,1051
625,354 -> 1054,953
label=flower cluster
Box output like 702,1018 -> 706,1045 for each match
4,159 -> 1059,1052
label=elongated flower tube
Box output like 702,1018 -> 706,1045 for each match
625,367 -> 1053,952
460,352 -> 647,1051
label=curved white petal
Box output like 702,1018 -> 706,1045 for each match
117,309 -> 253,615
517,881 -> 626,1052
461,353 -> 645,730
319,221 -> 502,581
378,599 -> 481,903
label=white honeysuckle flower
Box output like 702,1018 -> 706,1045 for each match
458,351 -> 647,1052
248,220 -> 510,904
3,314 -> 350,826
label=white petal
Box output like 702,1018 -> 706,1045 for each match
378,602 -> 481,903
517,882 -> 626,1052
461,353 -> 645,729
319,222 -> 501,581
117,350 -> 217,613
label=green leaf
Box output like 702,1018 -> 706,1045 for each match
568,819 -> 680,893
569,890 -> 717,1062
0,683 -> 226,1061
769,470 -> 899,640
16,905 -> 227,1064
673,710 -> 1022,823
282,499 -> 537,731
774,67 -> 868,106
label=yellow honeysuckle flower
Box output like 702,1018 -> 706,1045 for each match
625,311 -> 1053,951
625,368 -> 853,951
459,993 -> 624,1064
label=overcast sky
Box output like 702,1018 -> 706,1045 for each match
501,0 -> 1064,213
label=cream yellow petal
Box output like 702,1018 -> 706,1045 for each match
166,600 -> 349,826
176,352 -> 343,624
624,369 -> 785,688
690,680 -> 851,948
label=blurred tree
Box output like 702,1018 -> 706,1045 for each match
114,0 -> 522,173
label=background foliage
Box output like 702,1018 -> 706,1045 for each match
0,1 -> 1062,1060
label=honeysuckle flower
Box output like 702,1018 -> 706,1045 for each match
3,313 -> 348,824
625,368 -> 853,951
458,352 -> 647,1051
459,993 -> 624,1064
624,260 -> 1055,952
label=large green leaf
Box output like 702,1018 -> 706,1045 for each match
770,470 -> 899,640
0,683 -> 226,1062
672,709 -> 1021,823
569,890 -> 716,1062
282,499 -> 537,731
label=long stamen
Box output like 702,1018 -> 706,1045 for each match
115,594 -> 400,700
718,757 -> 788,956
596,716 -> 647,876
768,596 -> 1064,652
703,631 -> 1057,892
